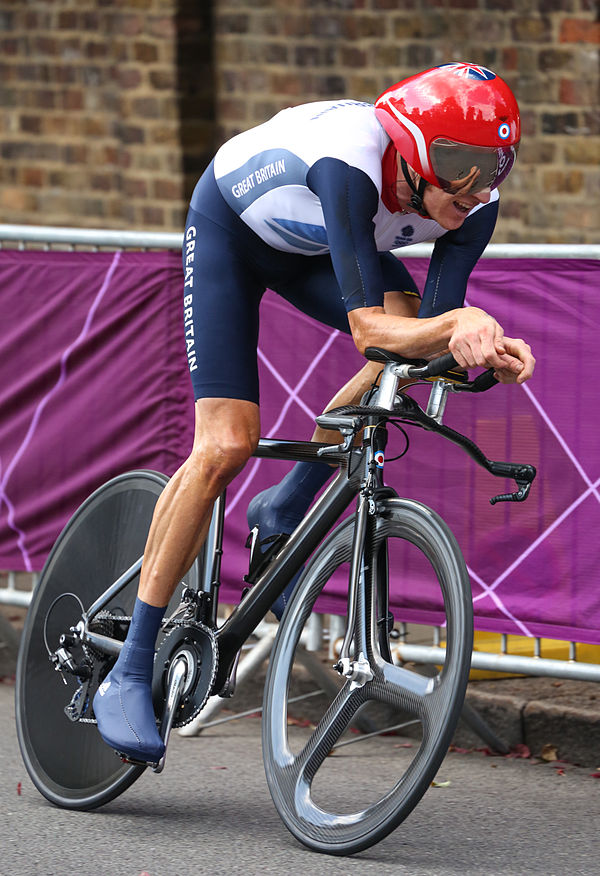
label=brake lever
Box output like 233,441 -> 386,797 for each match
489,463 -> 536,505
490,478 -> 533,505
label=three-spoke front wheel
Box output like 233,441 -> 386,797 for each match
262,498 -> 473,855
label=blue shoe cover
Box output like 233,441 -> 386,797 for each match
93,641 -> 165,763
247,486 -> 302,620
247,463 -> 333,619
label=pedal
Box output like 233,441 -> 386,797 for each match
116,751 -> 160,770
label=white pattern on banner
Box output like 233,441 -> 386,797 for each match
0,252 -> 122,571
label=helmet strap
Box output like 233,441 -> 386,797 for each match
400,157 -> 430,218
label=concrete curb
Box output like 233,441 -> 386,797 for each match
454,680 -> 600,767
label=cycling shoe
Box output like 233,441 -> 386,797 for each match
247,485 -> 303,620
93,645 -> 165,764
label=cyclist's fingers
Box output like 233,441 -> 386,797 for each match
494,322 -> 506,356
480,328 -> 506,368
493,367 -> 520,384
449,339 -> 477,369
492,359 -> 524,383
501,337 -> 536,383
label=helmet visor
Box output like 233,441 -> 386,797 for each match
430,138 -> 519,194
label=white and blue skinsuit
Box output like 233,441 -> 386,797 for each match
182,99 -> 498,403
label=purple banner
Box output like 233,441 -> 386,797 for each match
0,249 -> 598,644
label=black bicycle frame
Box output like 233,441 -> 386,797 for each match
79,436 -> 374,684
213,438 -> 368,691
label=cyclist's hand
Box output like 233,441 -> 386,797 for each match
492,337 -> 535,384
448,307 -> 513,373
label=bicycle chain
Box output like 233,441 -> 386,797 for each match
84,611 -> 132,662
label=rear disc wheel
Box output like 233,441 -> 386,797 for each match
15,470 -> 198,810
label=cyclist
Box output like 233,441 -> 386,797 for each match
93,63 -> 535,764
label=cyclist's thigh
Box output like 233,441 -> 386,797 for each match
183,205 -> 264,405
273,251 -> 421,331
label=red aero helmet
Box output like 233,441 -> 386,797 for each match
375,63 -> 520,193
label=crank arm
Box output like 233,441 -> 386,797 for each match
153,656 -> 188,774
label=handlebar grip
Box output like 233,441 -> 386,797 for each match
470,369 -> 499,393
451,367 -> 499,393
421,352 -> 459,378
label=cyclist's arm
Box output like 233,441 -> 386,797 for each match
306,157 -> 386,311
418,198 -> 498,317
415,198 -> 534,381
309,162 -> 533,381
347,304 -> 534,382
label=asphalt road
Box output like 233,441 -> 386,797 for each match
1,680 -> 598,876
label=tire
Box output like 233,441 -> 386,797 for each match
262,498 -> 473,855
15,470 -> 199,810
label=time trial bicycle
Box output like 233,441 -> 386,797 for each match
16,347 -> 535,856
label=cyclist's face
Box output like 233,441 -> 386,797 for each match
395,159 -> 491,230
423,175 -> 491,231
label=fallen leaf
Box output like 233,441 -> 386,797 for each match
540,744 -> 558,762
287,716 -> 314,728
394,742 -> 413,749
208,766 -> 227,770
449,745 -> 472,754
590,772 -> 600,779
17,782 -> 21,796
506,744 -> 531,759
431,780 -> 451,788
555,768 -> 565,776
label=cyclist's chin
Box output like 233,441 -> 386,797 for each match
424,190 -> 473,230
429,205 -> 469,231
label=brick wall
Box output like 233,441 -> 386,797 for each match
0,0 -> 215,230
0,0 -> 597,242
213,0 -> 599,244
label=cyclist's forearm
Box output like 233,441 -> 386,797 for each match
311,360 -> 382,443
348,306 -> 457,359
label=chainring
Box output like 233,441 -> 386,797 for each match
152,622 -> 218,728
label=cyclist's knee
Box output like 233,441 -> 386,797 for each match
189,434 -> 256,494
188,398 -> 260,494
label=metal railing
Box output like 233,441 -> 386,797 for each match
0,222 -> 598,259
1,223 -> 599,682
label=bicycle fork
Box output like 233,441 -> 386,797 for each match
335,424 -> 386,687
